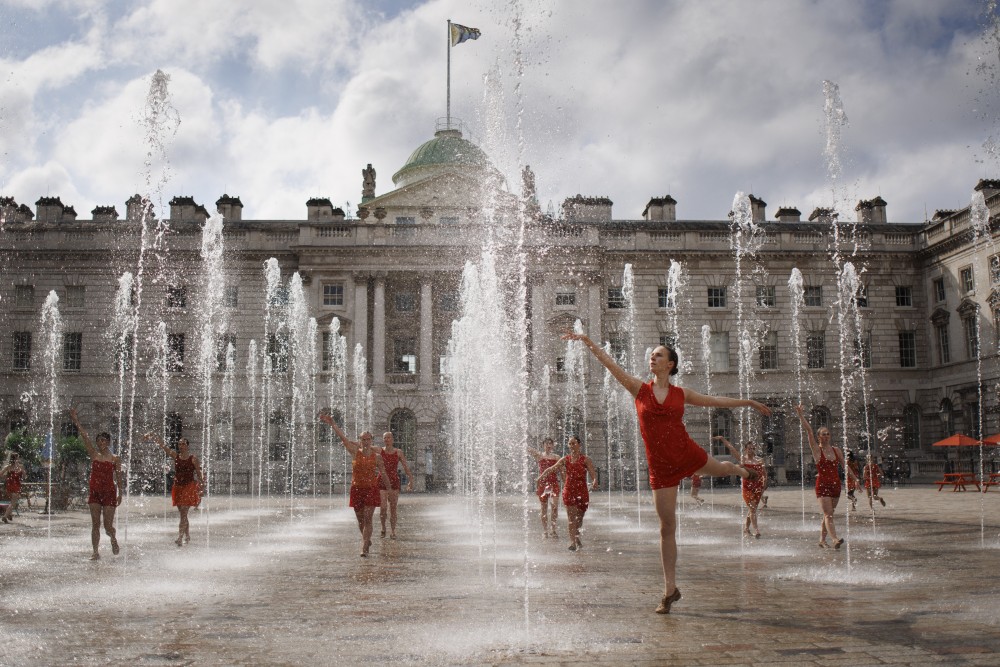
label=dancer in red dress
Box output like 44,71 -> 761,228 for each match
563,334 -> 769,613
688,474 -> 704,506
536,436 -> 598,551
379,431 -> 413,540
795,405 -> 858,549
863,453 -> 886,509
716,436 -> 768,538
528,437 -> 562,538
69,408 -> 124,560
319,413 -> 391,557
144,433 -> 204,546
1,452 -> 26,523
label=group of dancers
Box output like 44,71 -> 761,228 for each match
1,333 -> 888,615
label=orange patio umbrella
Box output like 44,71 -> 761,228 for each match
978,434 -> 1000,445
931,434 -> 982,447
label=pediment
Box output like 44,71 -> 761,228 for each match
929,307 -> 950,325
363,170 -> 515,213
956,297 -> 980,318
988,289 -> 1000,310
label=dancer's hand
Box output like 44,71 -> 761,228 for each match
748,400 -> 771,416
318,412 -> 334,426
560,330 -> 588,343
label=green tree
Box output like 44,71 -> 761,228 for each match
2,429 -> 43,467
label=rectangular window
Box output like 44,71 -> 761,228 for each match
395,216 -> 416,225
854,332 -> 872,368
899,331 -> 916,368
854,284 -> 868,308
936,323 -> 951,364
270,286 -> 290,306
555,356 -> 566,372
965,317 -> 980,359
607,287 -> 626,309
755,285 -> 776,307
804,285 -> 822,307
14,285 -> 33,308
759,331 -> 778,370
960,267 -> 975,294
806,331 -> 825,369
167,286 -> 187,309
895,286 -> 912,307
933,278 -> 945,303
439,216 -> 459,225
658,287 -> 675,309
609,334 -> 628,365
216,334 -> 236,372
394,292 -> 416,312
439,290 -> 458,312
394,337 -> 417,373
64,285 -> 85,309
167,333 -> 185,372
323,283 -> 344,306
659,333 -> 677,349
709,331 -> 729,371
223,285 -> 238,308
12,332 -> 31,370
707,287 -> 727,308
63,332 -> 83,371
991,255 -> 1000,285
555,291 -> 576,306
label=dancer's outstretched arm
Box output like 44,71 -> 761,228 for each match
561,332 -> 643,398
536,456 -> 568,485
318,413 -> 361,455
143,432 -> 178,460
398,452 -> 414,492
68,408 -> 97,459
684,388 -> 770,415
714,435 -> 741,460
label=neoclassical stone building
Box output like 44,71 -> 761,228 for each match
2,124 -> 998,491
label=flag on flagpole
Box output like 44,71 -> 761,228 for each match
450,23 -> 481,46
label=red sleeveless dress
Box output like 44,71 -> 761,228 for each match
88,459 -> 118,506
635,382 -> 709,489
536,457 -> 560,499
5,468 -> 23,494
562,455 -> 590,512
350,450 -> 381,508
742,461 -> 765,506
814,448 -> 842,498
380,450 -> 401,491
863,463 -> 882,491
172,456 -> 201,507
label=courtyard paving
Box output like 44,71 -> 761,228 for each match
1,484 -> 999,666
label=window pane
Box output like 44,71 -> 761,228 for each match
12,332 -> 31,370
895,286 -> 912,307
323,283 -> 344,306
607,287 -> 626,309
63,332 -> 83,370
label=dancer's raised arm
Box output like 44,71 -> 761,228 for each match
713,435 -> 741,460
68,407 -> 97,459
561,331 -> 643,397
318,413 -> 362,455
794,404 -> 821,460
143,432 -> 178,460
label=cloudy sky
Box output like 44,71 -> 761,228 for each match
1,0 -> 998,223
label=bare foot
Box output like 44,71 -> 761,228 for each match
90,552 -> 100,561
111,538 -> 120,555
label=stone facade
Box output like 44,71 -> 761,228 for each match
1,128 -> 999,492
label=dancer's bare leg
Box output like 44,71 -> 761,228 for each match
539,497 -> 549,536
652,486 -> 679,597
550,498 -> 559,537
361,506 -> 376,555
102,505 -> 119,555
387,489 -> 400,537
379,490 -> 388,537
565,506 -> 582,550
695,456 -> 751,479
89,503 -> 102,559
3,492 -> 18,521
820,496 -> 840,542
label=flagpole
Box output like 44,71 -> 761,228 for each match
446,19 -> 452,129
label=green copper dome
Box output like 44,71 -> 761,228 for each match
392,129 -> 494,187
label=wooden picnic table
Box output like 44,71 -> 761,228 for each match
935,472 -> 981,492
982,472 -> 1000,492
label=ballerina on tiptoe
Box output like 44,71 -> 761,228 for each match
562,332 -> 769,614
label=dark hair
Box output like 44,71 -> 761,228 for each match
568,434 -> 583,446
96,432 -> 112,443
542,437 -> 554,445
664,346 -> 680,376
846,450 -> 855,461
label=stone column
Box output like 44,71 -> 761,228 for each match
373,273 -> 386,385
352,273 -> 369,359
588,276 -> 603,373
419,280 -> 433,388
529,273 -> 546,377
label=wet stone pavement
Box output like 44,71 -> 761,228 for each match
1,486 -> 999,666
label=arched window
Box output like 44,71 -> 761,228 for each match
964,400 -> 983,440
389,409 -> 417,460
902,405 -> 921,450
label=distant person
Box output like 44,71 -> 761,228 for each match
528,437 -> 562,537
845,451 -> 862,511
562,332 -> 768,614
794,405 -> 858,549
863,454 -> 886,509
379,431 -> 414,540
144,433 -> 204,546
536,435 -> 598,551
688,474 -> 705,506
1,452 -> 26,523
319,413 -> 391,557
715,436 -> 767,538
69,408 -> 123,560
